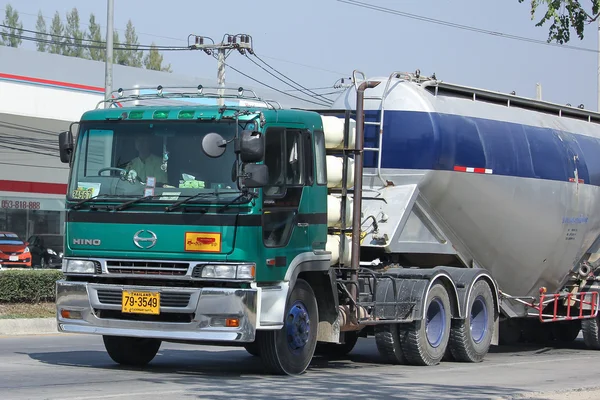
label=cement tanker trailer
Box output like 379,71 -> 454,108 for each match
320,69 -> 600,361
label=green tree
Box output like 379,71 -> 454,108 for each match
143,42 -> 172,72
86,13 -> 105,61
35,11 -> 47,52
122,19 -> 143,67
0,4 -> 23,48
519,0 -> 600,43
48,11 -> 64,54
64,8 -> 85,58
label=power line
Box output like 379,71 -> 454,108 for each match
219,58 -> 332,107
0,160 -> 67,170
337,0 -> 600,54
245,54 -> 333,104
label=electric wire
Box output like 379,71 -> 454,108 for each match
337,0 -> 600,54
245,53 -> 333,104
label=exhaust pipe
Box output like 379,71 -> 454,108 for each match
349,80 -> 380,309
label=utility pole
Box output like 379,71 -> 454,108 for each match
104,0 -> 114,104
536,83 -> 542,101
597,17 -> 600,111
188,34 -> 254,106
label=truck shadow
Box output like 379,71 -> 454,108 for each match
21,346 -> 533,399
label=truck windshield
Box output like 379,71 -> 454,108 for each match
67,120 -> 243,203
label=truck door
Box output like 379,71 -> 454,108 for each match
260,127 -> 311,278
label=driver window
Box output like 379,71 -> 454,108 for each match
263,128 -> 306,197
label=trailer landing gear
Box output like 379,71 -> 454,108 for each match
257,279 -> 318,375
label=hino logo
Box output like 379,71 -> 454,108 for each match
133,230 -> 157,249
73,239 -> 101,246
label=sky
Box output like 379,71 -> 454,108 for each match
2,0 -> 599,110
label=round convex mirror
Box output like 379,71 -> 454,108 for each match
201,132 -> 226,158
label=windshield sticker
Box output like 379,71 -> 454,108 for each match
144,188 -> 155,197
185,232 -> 221,252
160,192 -> 181,201
146,177 -> 156,187
72,182 -> 101,199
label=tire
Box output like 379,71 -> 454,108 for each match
448,280 -> 495,363
551,320 -> 581,343
102,335 -> 161,366
582,315 -> 600,350
374,324 -> 407,364
315,330 -> 359,358
257,279 -> 318,375
244,341 -> 261,357
400,282 -> 452,366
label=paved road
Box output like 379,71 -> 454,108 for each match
0,333 -> 598,400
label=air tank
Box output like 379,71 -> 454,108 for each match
325,73 -> 600,302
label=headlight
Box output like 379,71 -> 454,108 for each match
200,264 -> 255,279
63,259 -> 96,274
59,252 -> 64,258
47,248 -> 57,255
23,247 -> 30,253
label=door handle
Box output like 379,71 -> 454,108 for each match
297,222 -> 309,228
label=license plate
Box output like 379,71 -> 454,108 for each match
122,290 -> 160,315
9,256 -> 18,261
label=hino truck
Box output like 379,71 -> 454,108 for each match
55,70 -> 600,375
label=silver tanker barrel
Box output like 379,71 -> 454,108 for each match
325,70 -> 600,323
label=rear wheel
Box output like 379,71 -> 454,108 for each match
582,314 -> 600,350
257,279 -> 318,375
401,282 -> 452,366
448,280 -> 495,362
315,331 -> 360,358
375,324 -> 407,364
103,336 -> 161,366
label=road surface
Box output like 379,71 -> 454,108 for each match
0,333 -> 598,399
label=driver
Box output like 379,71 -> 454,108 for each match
126,135 -> 168,185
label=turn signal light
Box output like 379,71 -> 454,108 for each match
226,318 -> 240,328
60,309 -> 82,319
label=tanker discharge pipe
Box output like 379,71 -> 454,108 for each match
349,79 -> 380,310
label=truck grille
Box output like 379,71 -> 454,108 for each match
97,289 -> 192,308
106,260 -> 190,276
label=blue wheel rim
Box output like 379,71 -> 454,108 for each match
426,298 -> 446,348
286,300 -> 310,352
470,295 -> 488,344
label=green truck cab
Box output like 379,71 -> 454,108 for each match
56,92 -> 336,375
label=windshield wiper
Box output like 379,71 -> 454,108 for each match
217,192 -> 256,213
69,194 -> 133,210
165,193 -> 219,212
114,195 -> 163,211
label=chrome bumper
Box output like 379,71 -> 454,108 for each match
55,280 -> 258,342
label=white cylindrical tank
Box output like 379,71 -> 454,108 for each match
327,194 -> 353,228
321,115 -> 356,149
326,156 -> 355,188
326,234 -> 352,266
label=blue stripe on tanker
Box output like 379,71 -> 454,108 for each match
362,110 -> 600,186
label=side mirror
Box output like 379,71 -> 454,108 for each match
201,132 -> 227,158
237,130 -> 264,163
242,164 -> 268,188
59,131 -> 74,164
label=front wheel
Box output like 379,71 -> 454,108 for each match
257,279 -> 318,375
103,335 -> 161,366
582,314 -> 600,350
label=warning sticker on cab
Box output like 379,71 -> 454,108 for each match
185,232 -> 221,252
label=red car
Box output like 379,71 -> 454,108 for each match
0,232 -> 32,268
